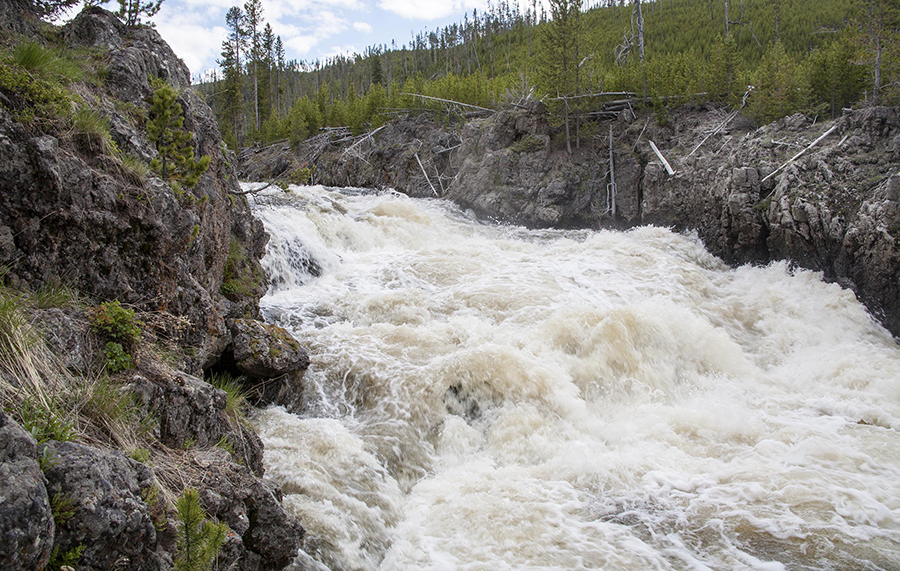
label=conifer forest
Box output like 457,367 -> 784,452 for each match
196,0 -> 899,151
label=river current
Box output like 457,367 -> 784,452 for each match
245,183 -> 900,571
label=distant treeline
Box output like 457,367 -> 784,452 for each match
195,0 -> 899,151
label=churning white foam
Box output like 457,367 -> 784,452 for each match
247,184 -> 900,571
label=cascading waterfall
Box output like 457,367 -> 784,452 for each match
246,183 -> 900,571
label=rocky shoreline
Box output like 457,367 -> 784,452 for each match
243,102 -> 900,338
1,7 -> 309,570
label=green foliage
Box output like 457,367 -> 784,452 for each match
208,372 -> 249,426
20,398 -> 75,444
174,488 -> 228,571
215,435 -> 235,455
510,134 -> 545,153
538,0 -> 584,97
89,300 -> 142,345
747,41 -> 810,124
0,61 -> 73,125
284,166 -> 315,186
147,78 -> 211,188
103,341 -> 135,373
72,106 -> 115,155
51,492 -> 76,526
28,279 -> 83,310
14,42 -> 83,82
117,152 -> 152,185
32,0 -> 81,20
75,374 -> 155,450
221,239 -> 264,298
116,0 -> 164,27
130,447 -> 151,463
197,0 -> 895,145
809,31 -> 868,118
38,446 -> 59,471
47,544 -> 85,571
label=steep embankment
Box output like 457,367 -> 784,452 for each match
1,7 -> 310,571
242,103 -> 900,337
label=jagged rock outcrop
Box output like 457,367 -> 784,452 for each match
240,117 -> 461,196
0,6 -> 268,373
449,103 -> 632,227
641,106 -> 900,334
40,440 -> 163,571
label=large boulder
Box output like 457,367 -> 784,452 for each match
40,440 -> 162,571
199,462 -> 305,571
0,411 -> 54,571
229,319 -> 310,379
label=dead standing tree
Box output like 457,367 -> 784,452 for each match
614,1 -> 645,66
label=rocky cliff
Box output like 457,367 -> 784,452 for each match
245,103 -> 900,338
0,7 -> 311,571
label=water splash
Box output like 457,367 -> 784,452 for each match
248,184 -> 900,571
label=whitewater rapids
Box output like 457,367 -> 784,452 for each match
245,183 -> 900,571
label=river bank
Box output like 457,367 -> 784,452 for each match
242,103 -> 900,337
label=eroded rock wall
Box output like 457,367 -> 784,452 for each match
261,103 -> 900,336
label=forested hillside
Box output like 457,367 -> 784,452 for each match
196,0 -> 899,151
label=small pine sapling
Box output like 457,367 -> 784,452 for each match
174,488 -> 228,571
147,78 -> 210,189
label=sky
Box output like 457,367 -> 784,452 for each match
119,0 -> 500,80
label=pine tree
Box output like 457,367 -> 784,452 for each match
217,40 -> 244,149
853,0 -> 900,104
115,0 -> 163,26
244,0 -> 264,132
174,488 -> 227,571
539,0 -> 584,154
147,79 -> 210,188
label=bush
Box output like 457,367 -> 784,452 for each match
510,134 -> 545,153
103,341 -> 134,373
89,300 -> 142,345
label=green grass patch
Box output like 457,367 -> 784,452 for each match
208,371 -> 249,426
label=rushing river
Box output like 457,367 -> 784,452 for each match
245,183 -> 900,571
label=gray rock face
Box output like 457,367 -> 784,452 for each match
199,464 -> 305,571
449,104 -> 614,228
36,308 -> 94,374
40,440 -> 161,571
0,6 -> 268,374
642,107 -> 900,335
129,371 -> 266,476
0,411 -> 54,571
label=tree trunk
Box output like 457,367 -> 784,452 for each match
635,0 -> 644,62
724,0 -> 730,38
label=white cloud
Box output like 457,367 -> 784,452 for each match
155,6 -> 228,75
353,21 -> 372,33
377,0 -> 487,20
285,34 -> 320,56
